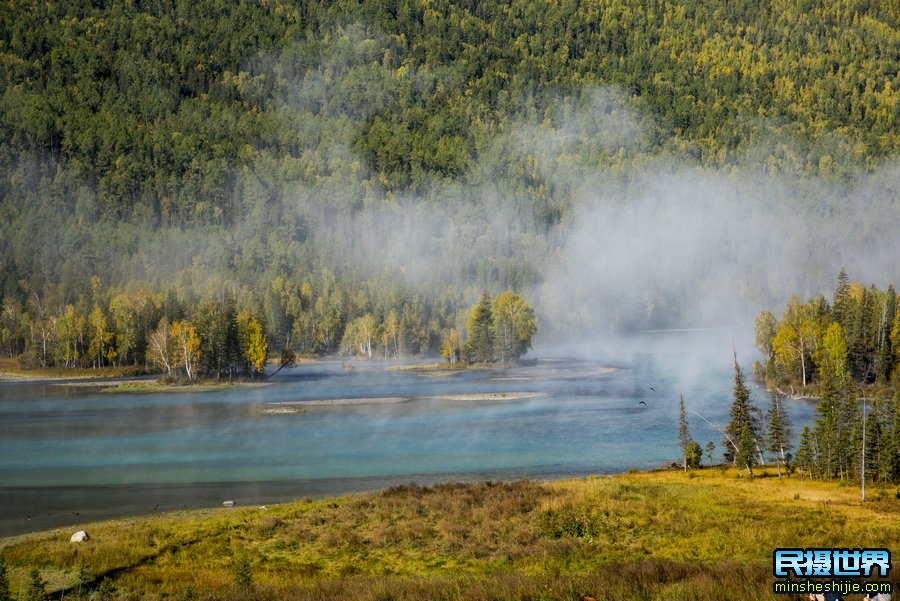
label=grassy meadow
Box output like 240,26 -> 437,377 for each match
2,468 -> 899,600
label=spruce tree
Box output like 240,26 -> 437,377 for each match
0,555 -> 11,601
766,390 -> 793,477
877,285 -> 896,382
678,395 -> 692,471
705,441 -> 716,465
724,354 -> 760,476
813,380 -> 841,479
833,268 -> 850,329
795,425 -> 817,479
465,292 -> 494,363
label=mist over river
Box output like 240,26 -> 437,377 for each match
0,331 -> 815,537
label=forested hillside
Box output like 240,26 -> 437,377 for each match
1,0 -> 898,365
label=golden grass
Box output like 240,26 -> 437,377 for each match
2,469 -> 898,600
0,358 -> 148,381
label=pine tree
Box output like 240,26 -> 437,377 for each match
877,285 -> 896,382
678,395 -> 692,471
833,268 -> 850,329
465,292 -> 494,363
813,381 -> 841,478
705,441 -> 716,465
795,425 -> 817,479
724,354 -> 760,477
766,390 -> 793,477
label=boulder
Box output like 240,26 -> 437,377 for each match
70,530 -> 90,542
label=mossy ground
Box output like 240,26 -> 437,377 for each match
2,469 -> 898,600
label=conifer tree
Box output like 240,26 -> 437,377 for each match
724,354 -> 760,477
0,555 -> 11,601
795,425 -> 817,479
766,390 -> 793,476
877,285 -> 896,382
678,395 -> 692,471
465,292 -> 494,363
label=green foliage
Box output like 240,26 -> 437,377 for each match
233,553 -> 253,590
194,300 -> 241,378
490,291 -> 537,361
539,505 -> 604,539
762,272 -> 900,391
685,441 -> 703,470
24,568 -> 47,601
465,292 -> 494,363
97,577 -> 116,601
0,555 -> 11,601
0,0 -> 897,358
766,390 -> 793,475
724,356 -> 761,476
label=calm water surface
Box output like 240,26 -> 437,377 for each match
0,333 -> 816,536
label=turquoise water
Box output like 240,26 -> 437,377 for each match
0,334 -> 816,536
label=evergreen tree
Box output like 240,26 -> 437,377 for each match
886,395 -> 900,481
465,292 -> 494,363
766,390 -> 793,477
832,268 -> 851,329
0,555 -> 11,601
813,381 -> 841,479
877,285 -> 896,382
194,300 -> 241,378
678,394 -> 692,471
724,354 -> 760,476
795,425 -> 817,479
704,441 -> 716,465
25,568 -> 48,601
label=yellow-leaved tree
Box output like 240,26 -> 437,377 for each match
238,310 -> 268,374
170,320 -> 201,381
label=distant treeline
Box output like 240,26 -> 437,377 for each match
0,276 -> 536,376
0,0 -> 897,336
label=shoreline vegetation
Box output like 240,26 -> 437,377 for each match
2,468 -> 897,600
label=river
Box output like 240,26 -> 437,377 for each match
0,332 -> 816,537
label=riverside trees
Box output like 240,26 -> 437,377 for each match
758,272 -> 899,389
462,292 -> 537,364
757,271 -> 900,485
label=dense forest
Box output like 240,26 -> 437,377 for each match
755,270 -> 898,388
1,0 -> 898,366
752,271 -> 900,483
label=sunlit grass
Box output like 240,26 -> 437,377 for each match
0,358 -> 148,380
2,469 -> 898,599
